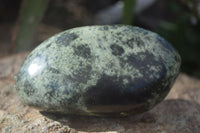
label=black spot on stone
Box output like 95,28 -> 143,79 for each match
98,26 -> 109,31
56,33 -> 78,46
46,43 -> 51,49
35,53 -> 42,58
24,80 -> 35,96
110,44 -> 124,56
73,44 -> 91,58
116,32 -> 123,36
48,67 -> 61,74
124,37 -> 144,48
102,35 -> 108,41
125,38 -> 134,48
134,37 -> 144,47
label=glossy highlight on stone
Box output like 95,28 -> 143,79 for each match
15,25 -> 181,116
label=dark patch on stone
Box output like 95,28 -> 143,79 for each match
73,44 -> 91,58
44,90 -> 57,102
56,33 -> 78,46
84,74 -> 128,105
67,65 -> 92,83
35,53 -> 42,58
134,37 -> 144,47
144,36 -> 152,42
120,52 -> 167,83
110,44 -> 124,56
126,52 -> 160,68
83,74 -> 168,114
24,80 -> 35,96
43,81 -> 60,102
45,81 -> 59,91
46,43 -> 51,49
116,32 -> 123,36
48,67 -> 61,74
83,74 -> 150,106
125,38 -> 134,48
98,26 -> 109,31
27,52 -> 34,59
124,37 -> 144,48
103,26 -> 109,30
103,36 -> 108,42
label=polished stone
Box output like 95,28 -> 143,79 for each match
15,25 -> 181,116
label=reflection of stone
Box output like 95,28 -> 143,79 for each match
95,0 -> 157,24
0,53 -> 199,132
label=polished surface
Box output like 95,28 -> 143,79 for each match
15,25 -> 181,116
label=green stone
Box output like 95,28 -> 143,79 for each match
15,25 -> 181,116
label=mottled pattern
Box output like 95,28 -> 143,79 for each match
15,25 -> 181,116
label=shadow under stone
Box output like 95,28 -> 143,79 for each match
40,99 -> 200,132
